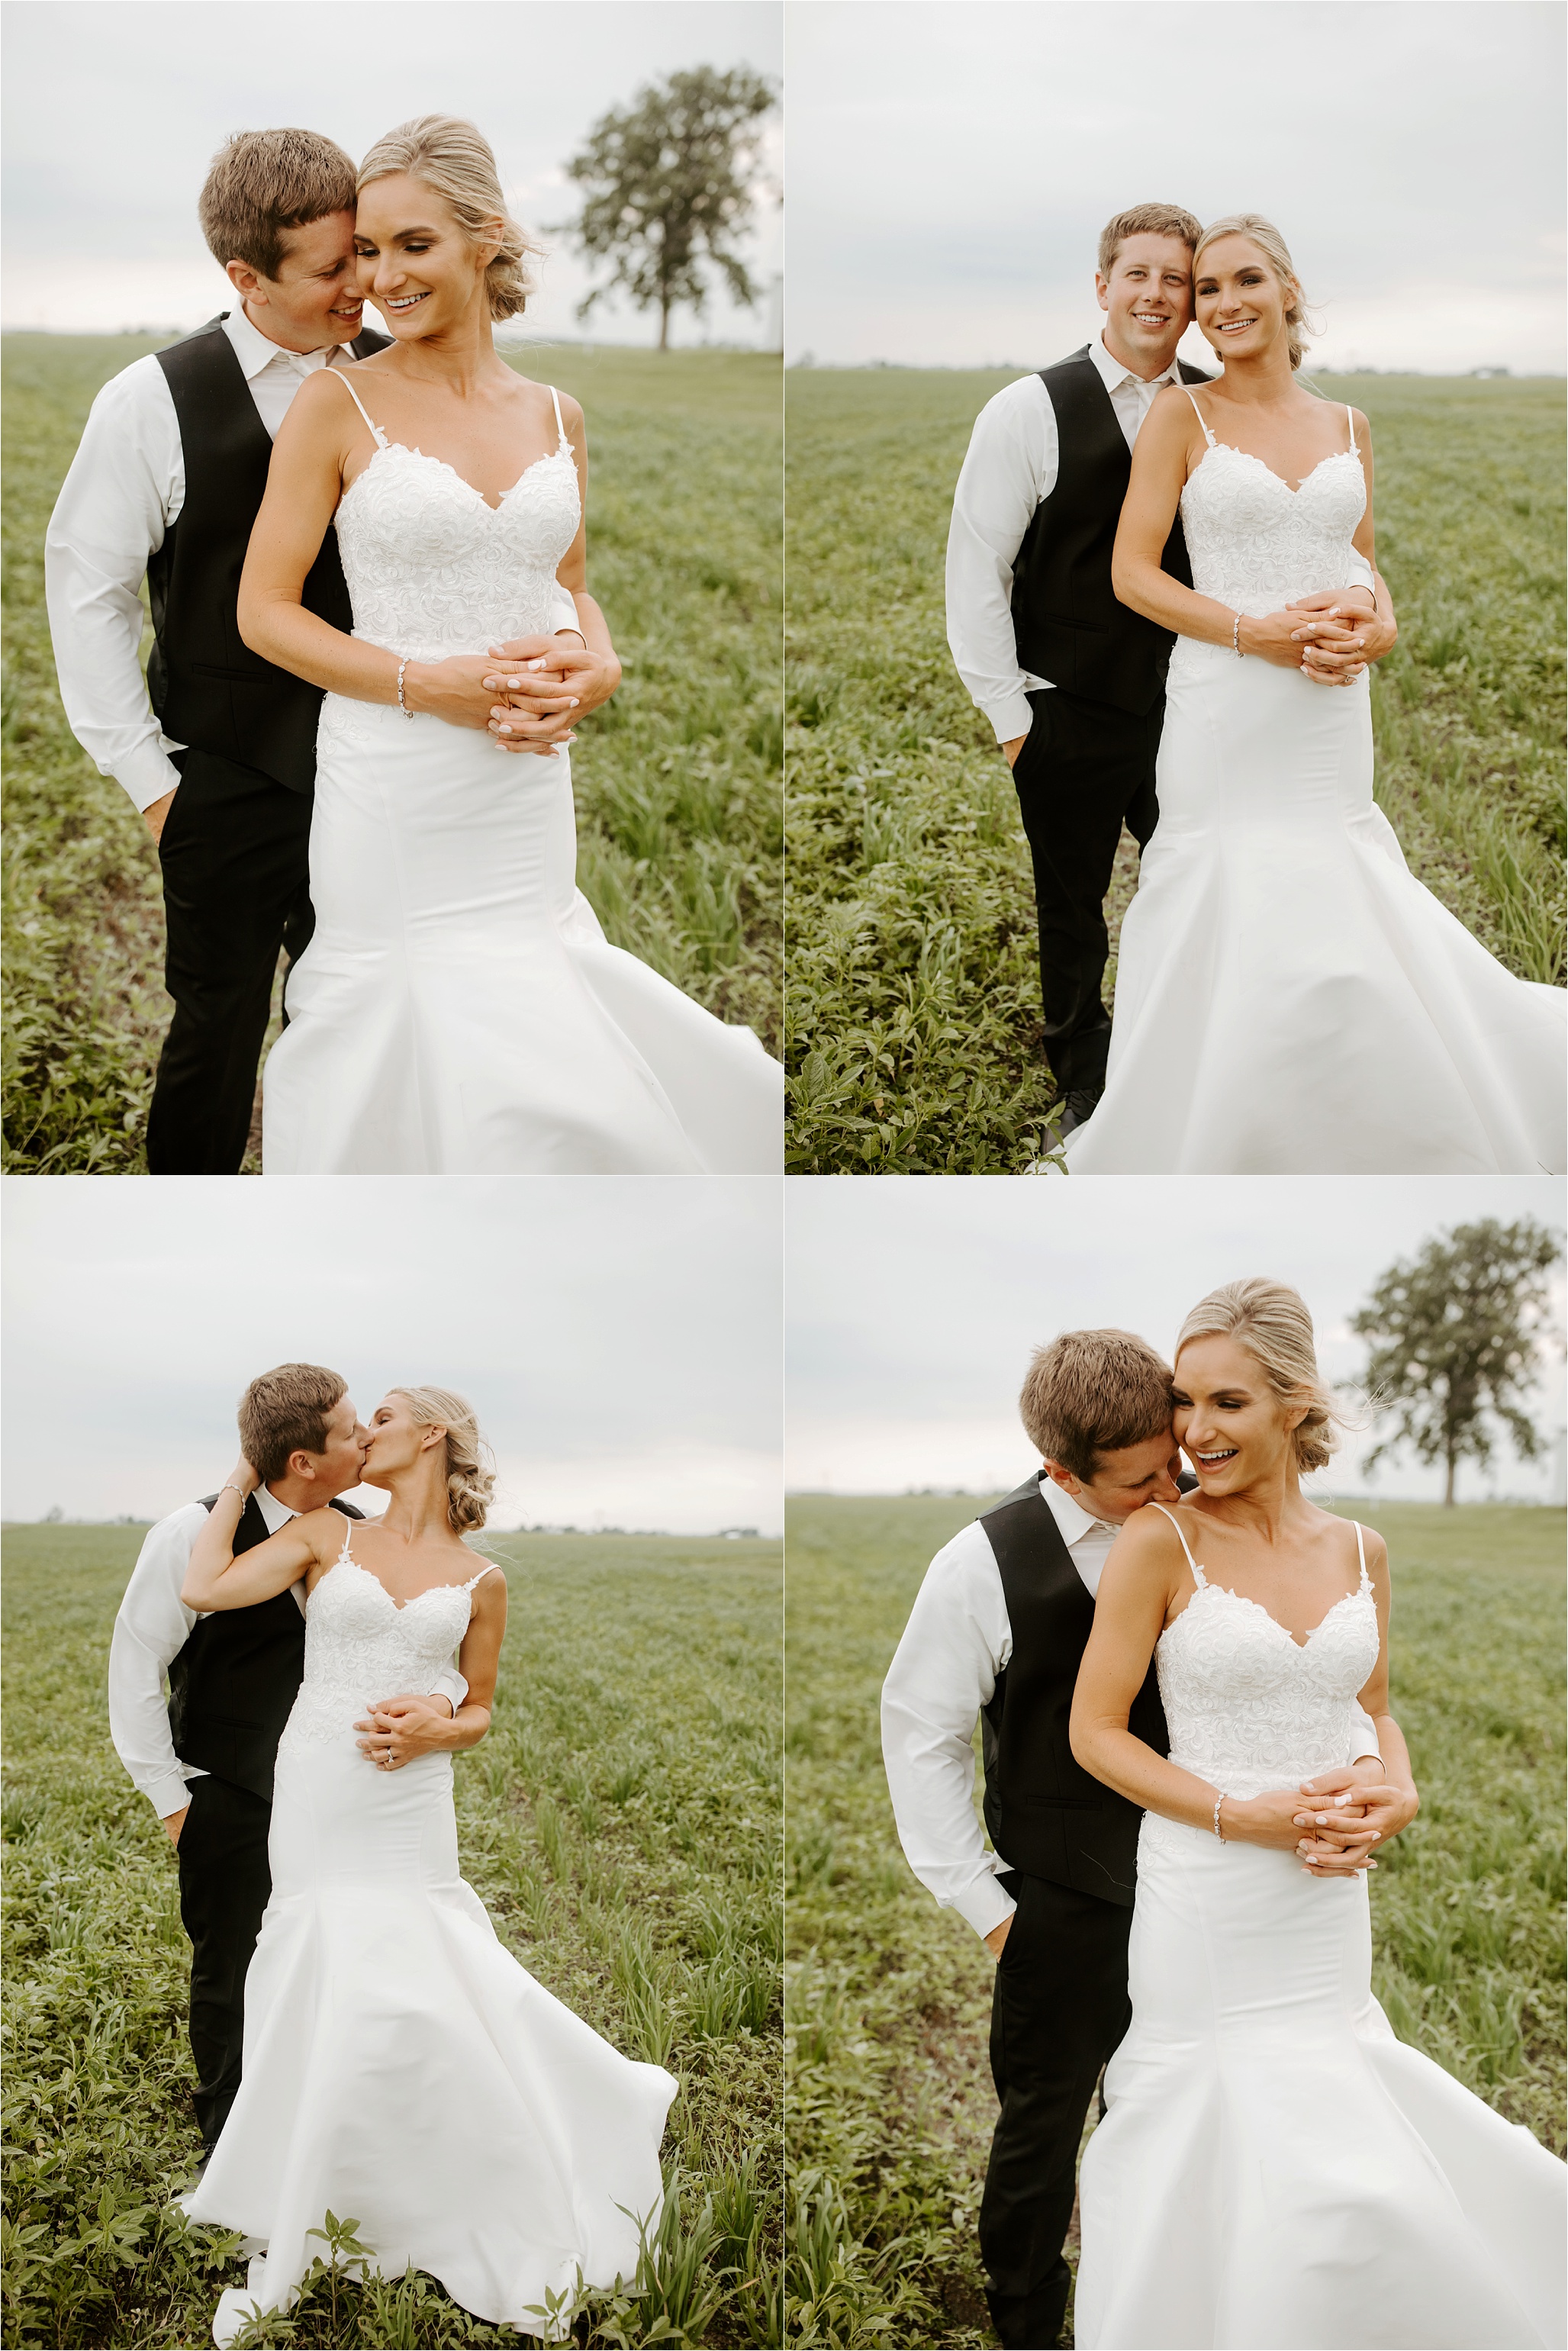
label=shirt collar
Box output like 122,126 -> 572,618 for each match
1089,329 -> 1182,398
256,1483 -> 298,1533
224,302 -> 341,382
1036,1470 -> 1116,1548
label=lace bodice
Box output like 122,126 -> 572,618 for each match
330,372 -> 581,664
1177,391 -> 1367,620
279,1528 -> 494,1745
1151,1506 -> 1380,1800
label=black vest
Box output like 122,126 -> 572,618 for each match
167,1491 -> 362,1802
1010,346 -> 1211,717
146,314 -> 388,792
979,1473 -> 1171,1907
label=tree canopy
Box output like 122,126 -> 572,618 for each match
1352,1216 -> 1563,1504
564,66 -> 777,350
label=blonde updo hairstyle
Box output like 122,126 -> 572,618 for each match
1193,213 -> 1316,371
389,1385 -> 496,1532
1175,1278 -> 1344,1474
356,114 -> 541,323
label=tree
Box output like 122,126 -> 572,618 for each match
563,66 -> 777,351
1351,1217 -> 1563,1505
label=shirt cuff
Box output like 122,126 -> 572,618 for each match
147,1770 -> 195,1818
955,1871 -> 1018,1941
114,737 -> 184,813
981,686 -> 1038,746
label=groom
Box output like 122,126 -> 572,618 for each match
108,1363 -> 468,2158
881,1328 -> 1414,2350
945,202 -> 1397,1136
46,126 -> 609,1176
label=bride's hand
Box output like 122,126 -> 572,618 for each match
225,1457 -> 261,1499
1238,607 -> 1366,675
1219,1783 -> 1379,1860
404,655 -> 575,749
481,639 -> 621,757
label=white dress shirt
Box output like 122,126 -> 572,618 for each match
45,303 -> 578,811
945,330 -> 1377,745
107,1484 -> 468,1818
881,1473 -> 1381,1943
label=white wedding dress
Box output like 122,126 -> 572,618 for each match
184,1526 -> 676,2340
1064,398 -> 1565,1174
1074,1509 -> 1566,2350
261,375 -> 782,1172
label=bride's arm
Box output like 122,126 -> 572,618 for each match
1112,391 -> 1357,672
181,1470 -> 335,1611
437,1570 -> 507,1752
1071,1511 -> 1341,1854
236,372 -> 526,736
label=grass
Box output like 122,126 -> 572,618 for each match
783,1493 -> 1566,2348
1,1525 -> 782,2348
783,369 -> 1567,1171
2,337 -> 781,1172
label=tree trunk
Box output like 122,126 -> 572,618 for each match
1444,1451 -> 1456,1506
658,298 -> 669,352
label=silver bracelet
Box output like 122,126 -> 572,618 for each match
220,1483 -> 249,1504
396,655 -> 414,720
1212,1791 -> 1227,1841
1232,611 -> 1244,658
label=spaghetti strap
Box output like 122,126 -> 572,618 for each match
334,1515 -> 356,1564
1183,386 -> 1216,446
549,385 -> 568,447
461,1561 -> 501,1592
330,366 -> 389,449
1346,402 -> 1357,453
1148,1499 -> 1206,1587
1352,1519 -> 1370,1591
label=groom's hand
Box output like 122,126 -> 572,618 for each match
163,1805 -> 189,1848
354,1691 -> 456,1770
983,1915 -> 1013,1960
142,787 -> 179,845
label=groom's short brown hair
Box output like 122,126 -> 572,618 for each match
1019,1329 -> 1174,1480
198,128 -> 357,280
239,1363 -> 348,1482
1098,203 -> 1203,278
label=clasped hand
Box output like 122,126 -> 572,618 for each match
404,633 -> 619,754
1244,591 -> 1394,688
1225,1762 -> 1417,1876
353,1692 -> 455,1770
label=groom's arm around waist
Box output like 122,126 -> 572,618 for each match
43,355 -> 186,813
108,1501 -> 210,1818
945,375 -> 1058,747
881,1517 -> 1018,1942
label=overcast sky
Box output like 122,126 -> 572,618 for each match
3,1177 -> 782,1532
1,0 -> 781,343
785,0 -> 1566,373
787,1177 -> 1567,1504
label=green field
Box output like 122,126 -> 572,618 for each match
2,338 -> 782,1172
784,370 -> 1567,1172
2,1526 -> 782,2348
784,1495 -> 1566,2348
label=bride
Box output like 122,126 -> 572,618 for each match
237,113 -> 781,1174
1064,214 -> 1563,1175
1070,1279 -> 1566,2349
180,1386 -> 675,2346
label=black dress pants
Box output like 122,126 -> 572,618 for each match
147,748 -> 314,1174
175,1773 -> 273,2153
980,1871 -> 1135,2351
1010,686 -> 1164,1097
